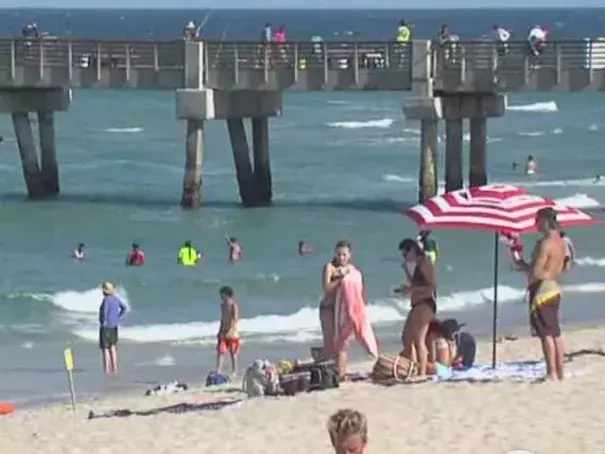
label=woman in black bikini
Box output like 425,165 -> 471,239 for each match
320,240 -> 353,361
396,238 -> 437,378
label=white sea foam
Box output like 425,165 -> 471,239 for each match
520,178 -> 605,188
507,101 -> 558,113
327,118 -> 394,129
382,173 -> 416,183
555,193 -> 600,209
104,127 -> 143,133
50,286 -> 131,315
575,257 -> 605,267
70,282 -> 605,345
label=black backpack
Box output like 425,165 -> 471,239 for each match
293,360 -> 340,391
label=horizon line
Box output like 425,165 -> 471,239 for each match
1,6 -> 605,10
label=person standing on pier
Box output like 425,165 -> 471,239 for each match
492,24 -> 511,56
395,20 -> 411,66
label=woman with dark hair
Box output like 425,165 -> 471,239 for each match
396,238 -> 437,378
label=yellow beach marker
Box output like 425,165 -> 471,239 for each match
63,347 -> 77,413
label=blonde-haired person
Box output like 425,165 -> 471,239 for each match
327,408 -> 368,454
99,281 -> 128,375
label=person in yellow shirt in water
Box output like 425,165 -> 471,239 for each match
177,240 -> 201,267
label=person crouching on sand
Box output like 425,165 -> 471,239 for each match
328,408 -> 368,454
395,238 -> 437,379
216,286 -> 240,376
319,240 -> 355,361
99,281 -> 127,375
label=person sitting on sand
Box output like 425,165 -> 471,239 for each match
73,242 -> 85,260
320,240 -> 356,361
298,240 -> 313,256
427,318 -> 476,372
99,281 -> 127,375
513,207 -> 567,381
425,319 -> 455,374
327,408 -> 368,454
395,238 -> 437,379
226,236 -> 242,263
125,242 -> 145,266
216,286 -> 240,376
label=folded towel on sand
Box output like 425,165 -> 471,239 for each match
434,360 -> 580,383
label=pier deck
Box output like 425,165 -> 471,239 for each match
0,38 -> 604,92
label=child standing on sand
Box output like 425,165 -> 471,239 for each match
216,286 -> 240,376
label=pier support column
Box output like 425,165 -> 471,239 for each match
469,117 -> 487,187
227,117 -> 273,207
12,113 -> 45,198
445,119 -> 463,192
37,111 -> 59,196
418,119 -> 438,203
251,117 -> 272,204
180,120 -> 204,209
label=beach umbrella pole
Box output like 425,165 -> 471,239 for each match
491,232 -> 499,369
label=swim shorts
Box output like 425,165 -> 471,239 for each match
99,327 -> 119,349
529,297 -> 561,338
217,337 -> 241,355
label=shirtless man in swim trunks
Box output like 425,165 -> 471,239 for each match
514,207 -> 567,380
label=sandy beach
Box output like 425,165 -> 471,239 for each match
2,325 -> 604,454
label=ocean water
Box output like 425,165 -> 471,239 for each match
1,9 -> 605,406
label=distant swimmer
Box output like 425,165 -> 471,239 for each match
594,174 -> 601,183
417,230 -> 438,264
560,231 -> 576,271
298,240 -> 313,256
512,162 -> 519,170
125,242 -> 146,266
525,155 -> 537,175
226,236 -> 242,263
73,242 -> 85,260
177,240 -> 201,267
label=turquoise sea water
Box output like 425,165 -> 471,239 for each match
1,8 -> 605,404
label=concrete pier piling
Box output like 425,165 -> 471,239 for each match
418,119 -> 438,202
445,119 -> 464,192
181,120 -> 204,209
251,117 -> 272,205
37,111 -> 60,196
469,117 -> 488,187
12,112 -> 45,198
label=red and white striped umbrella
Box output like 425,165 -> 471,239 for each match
404,183 -> 596,232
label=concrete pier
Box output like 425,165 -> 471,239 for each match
418,119 -> 438,202
445,119 -> 463,192
469,117 -> 488,187
38,111 -> 60,196
12,113 -> 45,198
181,120 -> 204,208
251,117 -> 272,205
227,118 -> 258,206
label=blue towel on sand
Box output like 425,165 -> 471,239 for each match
433,360 -> 571,383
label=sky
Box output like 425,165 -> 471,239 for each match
2,1 -> 605,8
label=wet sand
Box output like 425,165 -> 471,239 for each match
2,325 -> 604,454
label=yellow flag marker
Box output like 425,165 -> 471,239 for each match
63,347 -> 77,412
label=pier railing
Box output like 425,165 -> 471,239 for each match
0,38 -> 604,91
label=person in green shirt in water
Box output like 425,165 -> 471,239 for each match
417,230 -> 438,264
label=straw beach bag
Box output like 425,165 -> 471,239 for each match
371,354 -> 417,382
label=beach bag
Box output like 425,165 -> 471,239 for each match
293,360 -> 339,391
371,354 -> 417,382
279,371 -> 311,396
205,372 -> 230,387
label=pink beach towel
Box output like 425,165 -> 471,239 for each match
334,268 -> 379,358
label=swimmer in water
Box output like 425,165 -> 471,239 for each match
525,155 -> 537,175
225,236 -> 242,263
298,240 -> 313,256
177,240 -> 201,267
594,174 -> 601,183
512,162 -> 519,170
416,230 -> 438,264
126,242 -> 146,266
73,242 -> 85,260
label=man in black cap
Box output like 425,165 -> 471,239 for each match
439,318 -> 476,369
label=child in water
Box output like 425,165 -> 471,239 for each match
225,236 -> 242,263
216,286 -> 240,376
